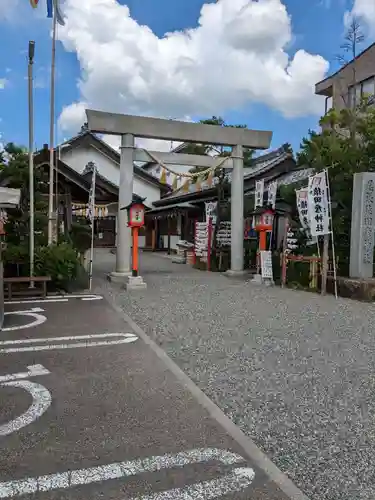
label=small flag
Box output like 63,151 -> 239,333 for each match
30,0 -> 39,8
46,0 -> 65,26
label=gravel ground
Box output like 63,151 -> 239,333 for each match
94,250 -> 375,500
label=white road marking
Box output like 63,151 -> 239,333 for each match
5,295 -> 102,305
0,333 -> 138,353
0,380 -> 51,437
132,467 -> 255,499
0,448 -> 250,498
6,308 -> 44,314
0,364 -> 50,382
3,308 -> 46,332
5,299 -> 68,305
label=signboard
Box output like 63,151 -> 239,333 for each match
216,221 -> 231,247
267,181 -> 277,209
254,180 -> 264,208
260,250 -> 273,279
307,172 -> 330,236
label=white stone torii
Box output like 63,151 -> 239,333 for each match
86,110 -> 272,281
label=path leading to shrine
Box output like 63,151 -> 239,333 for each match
96,249 -> 375,500
0,286 -> 297,499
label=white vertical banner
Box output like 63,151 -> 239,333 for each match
296,188 -> 310,231
205,201 -> 217,226
267,181 -> 277,209
254,180 -> 264,208
308,172 -> 330,237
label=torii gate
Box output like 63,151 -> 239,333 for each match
86,110 -> 272,282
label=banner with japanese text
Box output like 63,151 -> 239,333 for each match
307,171 -> 330,236
267,181 -> 277,209
296,188 -> 310,231
254,180 -> 264,208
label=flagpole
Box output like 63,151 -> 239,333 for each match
28,41 -> 35,286
89,166 -> 96,291
48,0 -> 57,245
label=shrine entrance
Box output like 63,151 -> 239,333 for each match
86,110 -> 272,281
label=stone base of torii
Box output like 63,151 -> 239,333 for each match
86,110 -> 272,288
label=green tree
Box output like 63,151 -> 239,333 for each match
296,104 -> 375,273
186,116 -> 254,174
0,143 -> 49,265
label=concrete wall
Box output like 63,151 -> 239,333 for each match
331,46 -> 375,111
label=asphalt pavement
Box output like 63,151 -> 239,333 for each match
0,293 -> 298,500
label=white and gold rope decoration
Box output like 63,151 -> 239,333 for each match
143,149 -> 230,180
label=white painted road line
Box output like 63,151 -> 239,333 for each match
0,448 -> 250,498
0,380 -> 51,437
131,467 -> 255,499
0,333 -> 138,353
5,295 -> 103,305
3,308 -> 47,332
0,364 -> 50,382
6,308 -> 44,314
5,299 -> 68,305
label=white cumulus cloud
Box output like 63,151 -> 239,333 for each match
57,0 -> 329,135
351,0 -> 375,34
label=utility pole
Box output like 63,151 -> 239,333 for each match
28,41 -> 35,286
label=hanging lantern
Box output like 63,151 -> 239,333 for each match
183,179 -> 189,192
172,175 -> 178,191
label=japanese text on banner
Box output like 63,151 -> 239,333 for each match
296,188 -> 310,231
255,180 -> 264,208
308,172 -> 330,236
267,182 -> 277,209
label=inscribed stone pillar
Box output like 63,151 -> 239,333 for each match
349,172 -> 375,279
110,134 -> 134,281
230,144 -> 244,273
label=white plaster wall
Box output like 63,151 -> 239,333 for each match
61,145 -> 162,206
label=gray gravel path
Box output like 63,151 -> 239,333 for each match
94,250 -> 375,500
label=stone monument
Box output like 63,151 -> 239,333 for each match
350,172 -> 375,279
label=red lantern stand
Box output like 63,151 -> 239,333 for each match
122,202 -> 147,290
127,203 -> 145,277
254,208 -> 275,271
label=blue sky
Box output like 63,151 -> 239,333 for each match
0,0 -> 371,153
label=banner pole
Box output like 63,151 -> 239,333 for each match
325,168 -> 338,299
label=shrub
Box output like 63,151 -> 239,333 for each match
35,243 -> 79,286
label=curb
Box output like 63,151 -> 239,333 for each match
99,284 -> 310,500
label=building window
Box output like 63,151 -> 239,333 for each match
348,77 -> 375,107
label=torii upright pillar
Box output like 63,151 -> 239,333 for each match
110,134 -> 134,281
86,110 -> 272,279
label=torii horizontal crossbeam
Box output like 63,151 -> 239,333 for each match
86,110 -> 272,149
